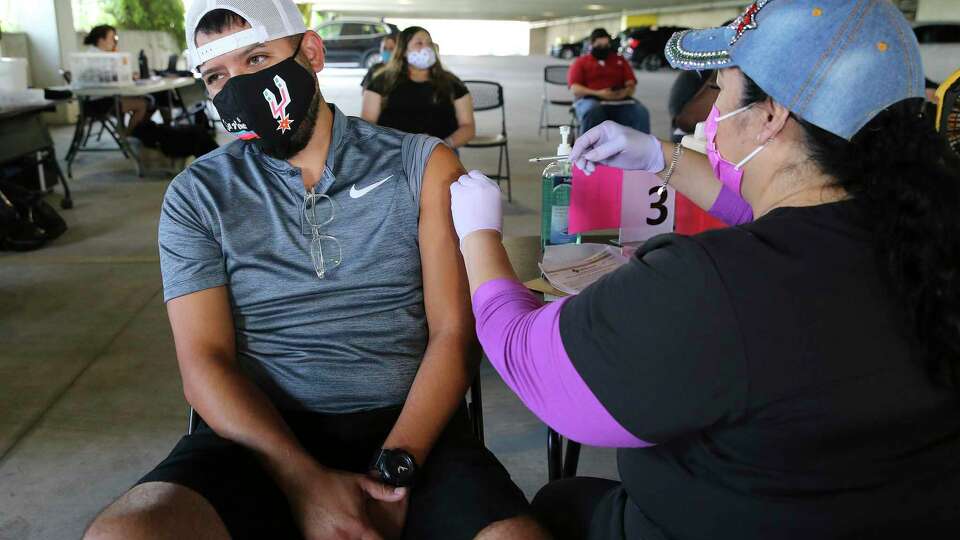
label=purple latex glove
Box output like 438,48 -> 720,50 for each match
569,120 -> 665,175
450,170 -> 503,244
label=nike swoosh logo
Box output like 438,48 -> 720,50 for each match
349,175 -> 393,199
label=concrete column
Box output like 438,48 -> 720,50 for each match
20,0 -> 76,88
530,27 -> 548,56
915,0 -> 960,21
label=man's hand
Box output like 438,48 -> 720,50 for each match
285,464 -> 407,540
366,480 -> 410,540
595,87 -> 618,101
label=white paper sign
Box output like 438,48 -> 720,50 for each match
619,170 -> 676,245
539,244 -> 628,295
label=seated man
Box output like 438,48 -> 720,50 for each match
82,2 -> 544,540
568,28 -> 650,135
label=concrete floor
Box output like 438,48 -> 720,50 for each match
0,55 -> 681,540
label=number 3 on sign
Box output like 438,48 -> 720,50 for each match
647,185 -> 669,226
619,170 -> 675,244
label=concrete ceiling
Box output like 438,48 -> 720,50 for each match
302,0 -> 743,22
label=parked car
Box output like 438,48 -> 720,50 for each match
913,22 -> 960,84
620,26 -> 689,71
315,19 -> 399,68
550,35 -> 587,60
550,33 -> 620,60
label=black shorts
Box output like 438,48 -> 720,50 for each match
137,404 -> 530,540
532,478 -> 626,540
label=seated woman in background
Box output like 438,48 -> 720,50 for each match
360,33 -> 397,91
361,26 -> 475,150
81,25 -> 150,134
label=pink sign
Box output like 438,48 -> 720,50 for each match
569,164 -> 623,234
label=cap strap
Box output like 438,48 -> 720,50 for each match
192,25 -> 270,69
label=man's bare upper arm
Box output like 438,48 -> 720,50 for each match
417,145 -> 473,338
166,286 -> 236,377
361,90 -> 382,123
453,95 -> 475,128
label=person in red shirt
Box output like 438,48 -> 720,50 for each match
568,28 -> 650,135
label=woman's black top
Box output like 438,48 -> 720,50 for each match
366,73 -> 469,140
559,200 -> 960,539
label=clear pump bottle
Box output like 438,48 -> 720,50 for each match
540,126 -> 580,248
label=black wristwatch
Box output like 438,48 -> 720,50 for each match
370,448 -> 419,487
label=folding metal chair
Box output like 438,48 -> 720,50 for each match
548,430 -> 581,481
60,70 -> 134,178
539,65 -> 579,140
462,80 -> 512,202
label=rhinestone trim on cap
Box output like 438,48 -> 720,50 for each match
665,30 -> 732,69
730,0 -> 772,46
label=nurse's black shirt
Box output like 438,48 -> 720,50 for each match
560,200 -> 960,539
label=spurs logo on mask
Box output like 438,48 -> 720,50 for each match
263,75 -> 294,133
211,37 -> 316,157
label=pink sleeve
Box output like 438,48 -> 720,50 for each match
472,278 -> 653,448
709,185 -> 754,225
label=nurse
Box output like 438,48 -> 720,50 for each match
451,1 -> 960,539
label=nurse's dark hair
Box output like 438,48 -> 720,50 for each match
742,75 -> 960,390
83,25 -> 116,46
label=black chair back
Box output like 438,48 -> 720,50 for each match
463,80 -> 504,112
463,80 -> 506,138
544,65 -> 569,86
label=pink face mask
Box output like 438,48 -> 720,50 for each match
705,104 -> 769,195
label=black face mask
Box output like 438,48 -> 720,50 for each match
212,43 -> 318,158
591,46 -> 611,60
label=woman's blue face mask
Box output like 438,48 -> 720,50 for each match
381,50 -> 392,62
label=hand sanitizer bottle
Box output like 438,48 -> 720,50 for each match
540,126 -> 580,249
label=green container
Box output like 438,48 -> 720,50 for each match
540,158 -> 580,250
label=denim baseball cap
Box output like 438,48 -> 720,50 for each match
665,0 -> 924,140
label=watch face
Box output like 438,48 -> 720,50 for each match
385,450 -> 417,486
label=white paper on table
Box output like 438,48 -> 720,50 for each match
539,243 -> 628,295
0,89 -> 49,110
619,170 -> 676,245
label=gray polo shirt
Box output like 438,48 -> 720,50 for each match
158,105 -> 442,413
